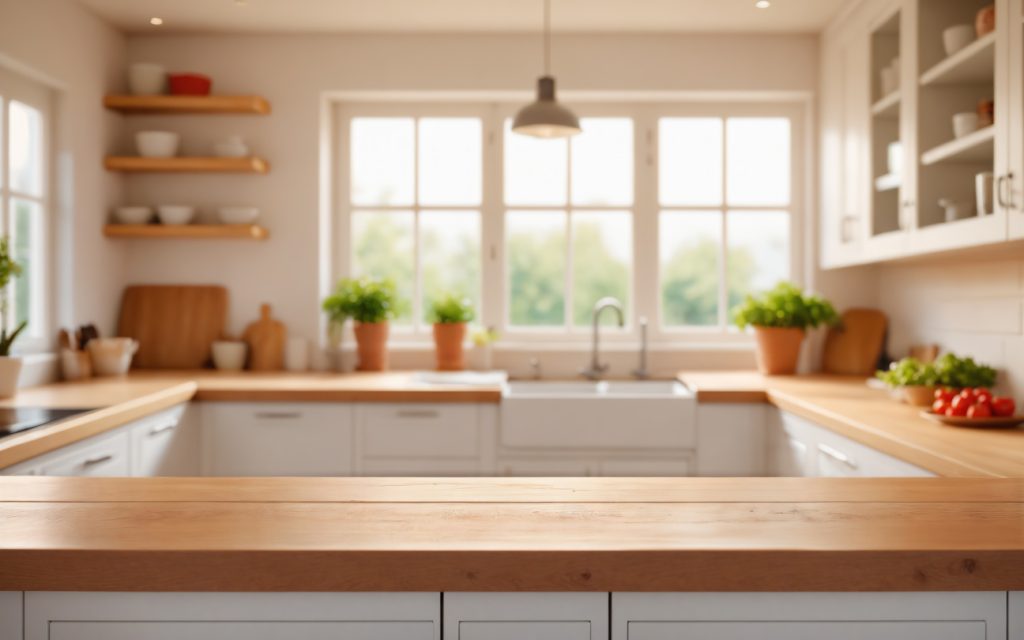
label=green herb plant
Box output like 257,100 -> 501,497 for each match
732,282 -> 838,331
876,353 -> 997,389
0,237 -> 26,356
322,277 -> 398,325
428,293 -> 475,325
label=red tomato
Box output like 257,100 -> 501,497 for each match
959,388 -> 974,400
934,388 -> 955,403
974,390 -> 993,407
967,403 -> 992,419
931,399 -> 950,414
949,395 -> 971,416
991,396 -> 1016,417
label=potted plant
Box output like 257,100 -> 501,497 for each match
877,353 -> 997,406
733,281 -> 838,375
322,277 -> 397,372
428,293 -> 475,371
0,237 -> 26,397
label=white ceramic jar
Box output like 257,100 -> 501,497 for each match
128,63 -> 167,95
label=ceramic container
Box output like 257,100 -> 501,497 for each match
212,136 -> 248,158
212,341 -> 247,371
60,349 -> 92,381
87,338 -> 138,376
952,112 -> 979,138
938,198 -> 975,222
887,141 -> 902,175
284,337 -> 309,372
135,131 -> 180,158
0,356 -> 22,398
942,24 -> 976,56
128,63 -> 166,95
168,73 -> 212,96
901,385 -> 937,407
156,205 -> 195,225
976,172 -> 995,216
217,206 -> 259,224
975,4 -> 996,38
752,327 -> 805,375
115,206 -> 153,224
977,98 -> 995,127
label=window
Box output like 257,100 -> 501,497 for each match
0,68 -> 51,351
335,101 -> 800,342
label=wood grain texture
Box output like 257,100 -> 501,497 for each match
103,224 -> 269,240
104,156 -> 269,173
103,94 -> 271,114
118,285 -> 228,369
822,308 -> 888,375
242,304 -> 286,371
0,477 -> 1020,591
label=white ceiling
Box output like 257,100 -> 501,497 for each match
76,0 -> 848,35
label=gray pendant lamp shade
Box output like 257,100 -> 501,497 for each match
512,0 -> 581,138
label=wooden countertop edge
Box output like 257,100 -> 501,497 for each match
0,382 -> 197,469
191,387 -> 502,403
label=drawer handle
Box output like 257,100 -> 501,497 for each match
253,411 -> 303,420
817,443 -> 858,469
148,423 -> 177,436
82,454 -> 113,467
396,409 -> 440,419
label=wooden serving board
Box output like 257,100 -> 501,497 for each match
822,308 -> 888,375
117,285 -> 228,369
242,303 -> 285,371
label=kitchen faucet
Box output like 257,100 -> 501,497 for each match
580,297 -> 624,380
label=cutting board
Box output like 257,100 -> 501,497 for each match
822,308 -> 888,376
242,303 -> 286,371
117,285 -> 228,369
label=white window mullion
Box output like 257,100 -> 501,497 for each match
481,104 -> 504,334
718,120 -> 729,329
634,108 -> 659,335
412,118 -> 422,330
564,130 -> 574,331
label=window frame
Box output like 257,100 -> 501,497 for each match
331,97 -> 806,347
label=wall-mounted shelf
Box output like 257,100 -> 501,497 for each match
104,224 -> 269,240
871,92 -> 901,118
920,126 -> 995,165
920,33 -> 995,86
104,156 -> 270,173
104,95 -> 271,115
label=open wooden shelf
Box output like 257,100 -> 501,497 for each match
104,224 -> 269,240
920,126 -> 995,165
104,95 -> 271,115
871,91 -> 901,118
920,32 -> 995,86
104,156 -> 270,174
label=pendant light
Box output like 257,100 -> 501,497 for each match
512,0 -> 581,138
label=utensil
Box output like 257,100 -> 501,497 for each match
117,285 -> 228,369
156,205 -> 195,225
128,63 -> 166,95
87,338 -> 139,376
976,172 -> 995,216
60,349 -> 92,381
952,112 -> 979,138
822,308 -> 888,376
135,131 -> 180,158
115,206 -> 153,225
920,410 -> 1024,429
217,206 -> 259,225
938,198 -> 975,222
242,304 -> 286,371
212,341 -> 247,371
168,73 -> 212,96
942,24 -> 975,56
212,136 -> 249,158
78,324 -> 99,349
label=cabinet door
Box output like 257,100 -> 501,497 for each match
1012,592 -> 1023,640
48,621 -> 432,640
598,457 -> 691,477
1009,0 -> 1024,238
445,593 -> 607,640
821,32 -> 862,267
612,592 -> 1006,640
498,458 -> 595,477
203,403 -> 353,476
358,404 -> 480,458
131,404 -> 197,476
0,592 -> 20,640
41,431 -> 130,477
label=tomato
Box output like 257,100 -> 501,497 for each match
934,388 -> 956,403
967,403 -> 992,419
991,396 -> 1016,417
959,388 -> 975,400
932,398 -> 950,414
949,395 -> 971,416
974,389 -> 993,408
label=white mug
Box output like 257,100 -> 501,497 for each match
952,112 -> 979,139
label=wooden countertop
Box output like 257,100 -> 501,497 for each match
677,371 -> 1024,479
0,477 -> 1020,592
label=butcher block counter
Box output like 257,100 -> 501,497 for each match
0,476 -> 1021,592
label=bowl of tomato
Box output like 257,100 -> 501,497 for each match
922,387 -> 1023,428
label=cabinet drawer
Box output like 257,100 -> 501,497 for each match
460,621 -> 592,640
627,621 -> 984,640
499,458 -> 595,477
42,431 -> 130,477
204,403 -> 353,476
359,404 -> 479,458
599,457 -> 691,477
49,621 -> 434,640
360,457 -> 483,476
445,593 -> 607,640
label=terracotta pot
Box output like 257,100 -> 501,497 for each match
0,356 -> 22,398
753,327 -> 805,375
901,385 -> 937,407
433,323 -> 467,371
353,322 -> 389,371
976,4 -> 995,38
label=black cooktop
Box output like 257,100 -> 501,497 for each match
0,407 -> 94,440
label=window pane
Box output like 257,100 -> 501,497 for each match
9,101 -> 43,197
506,211 -> 566,327
10,198 -> 43,339
418,118 -> 482,206
659,118 -> 722,206
727,210 -> 790,316
350,211 -> 414,324
726,117 -> 790,206
350,118 -> 414,206
572,211 -> 631,327
504,120 -> 568,205
660,211 -> 721,327
420,211 -> 481,323
571,118 -> 633,206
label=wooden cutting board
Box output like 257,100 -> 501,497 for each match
242,303 -> 286,371
117,285 -> 228,369
822,308 -> 888,376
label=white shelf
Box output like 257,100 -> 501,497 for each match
920,126 -> 995,165
874,173 -> 901,192
871,92 -> 901,118
920,33 -> 995,86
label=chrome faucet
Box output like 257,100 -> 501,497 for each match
632,316 -> 649,379
580,297 -> 624,380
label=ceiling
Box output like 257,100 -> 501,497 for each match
76,0 -> 848,35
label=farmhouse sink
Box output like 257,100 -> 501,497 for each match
500,380 -> 696,449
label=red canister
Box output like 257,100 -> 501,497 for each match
168,73 -> 212,96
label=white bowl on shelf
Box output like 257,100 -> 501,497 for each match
156,205 -> 195,225
135,131 -> 180,158
942,24 -> 975,57
128,63 -> 166,95
952,112 -> 980,138
217,206 -> 260,225
212,136 -> 249,158
114,206 -> 153,224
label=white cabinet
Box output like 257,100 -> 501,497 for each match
1012,592 -> 1024,640
612,592 -> 1006,640
41,430 -> 130,477
445,593 -> 607,640
770,410 -> 934,477
25,592 -> 439,640
203,403 -> 353,476
695,404 -> 769,476
0,592 -> 20,640
130,404 -> 197,476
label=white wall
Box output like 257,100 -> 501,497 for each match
0,0 -> 127,336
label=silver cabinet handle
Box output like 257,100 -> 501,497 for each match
253,411 -> 303,420
817,443 -> 858,469
997,173 -> 1015,209
82,454 -> 113,467
396,409 -> 440,419
148,423 -> 176,436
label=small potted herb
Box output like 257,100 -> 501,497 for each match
428,293 -> 475,371
322,277 -> 397,371
733,282 -> 838,375
877,353 -> 997,406
0,238 -> 26,397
